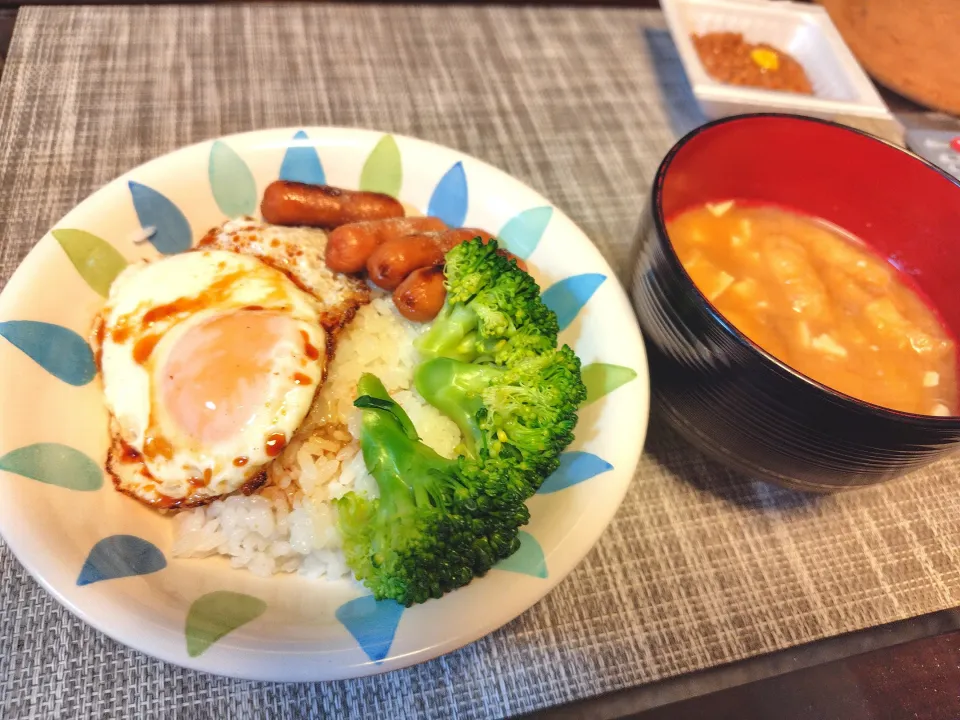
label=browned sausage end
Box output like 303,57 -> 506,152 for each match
393,266 -> 447,322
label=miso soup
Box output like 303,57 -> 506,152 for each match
666,201 -> 958,416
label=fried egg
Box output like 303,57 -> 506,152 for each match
101,250 -> 327,508
197,217 -> 370,332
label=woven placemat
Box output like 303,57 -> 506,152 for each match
1,5 -> 959,719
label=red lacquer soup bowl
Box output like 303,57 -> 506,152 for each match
630,114 -> 960,491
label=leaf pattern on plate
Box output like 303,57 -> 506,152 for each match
494,531 -> 547,578
541,273 -> 606,331
0,321 -> 96,386
51,229 -> 127,298
278,130 -> 326,186
427,161 -> 468,228
335,595 -> 405,664
359,135 -> 402,197
497,206 -> 553,260
128,181 -> 192,255
0,443 -> 102,491
537,451 -> 613,494
209,140 -> 258,217
77,535 -> 167,586
185,591 -> 267,657
581,363 -> 638,406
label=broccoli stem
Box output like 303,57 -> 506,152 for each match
414,304 -> 481,362
355,373 -> 454,513
413,357 -> 502,458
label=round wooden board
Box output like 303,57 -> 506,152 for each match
817,0 -> 960,116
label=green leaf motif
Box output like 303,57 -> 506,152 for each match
209,141 -> 258,217
52,229 -> 127,298
359,135 -> 402,197
185,591 -> 266,657
494,531 -> 547,578
0,443 -> 103,491
581,363 -> 638,406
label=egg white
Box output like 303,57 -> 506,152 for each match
198,218 -> 370,322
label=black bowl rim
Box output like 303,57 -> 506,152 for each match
651,112 -> 960,424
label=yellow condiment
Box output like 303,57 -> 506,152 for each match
750,48 -> 780,72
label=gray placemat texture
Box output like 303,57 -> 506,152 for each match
1,5 -> 959,719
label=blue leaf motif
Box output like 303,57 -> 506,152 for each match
537,452 -> 613,494
541,273 -> 606,331
427,161 -> 467,228
494,531 -> 547,578
0,443 -> 102,491
77,535 -> 167,586
335,596 -> 404,663
128,181 -> 192,255
498,207 -> 553,260
0,321 -> 95,386
209,141 -> 258,217
278,130 -> 326,185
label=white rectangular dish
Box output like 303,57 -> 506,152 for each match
660,0 -> 896,128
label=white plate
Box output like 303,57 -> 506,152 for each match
0,127 -> 649,681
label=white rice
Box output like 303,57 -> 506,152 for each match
170,296 -> 462,579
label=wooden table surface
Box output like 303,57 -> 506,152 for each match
0,3 -> 957,718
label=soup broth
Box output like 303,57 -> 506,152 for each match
667,202 -> 958,416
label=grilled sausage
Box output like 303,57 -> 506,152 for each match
393,266 -> 447,322
421,228 -> 497,252
261,181 -> 404,228
326,216 -> 448,273
402,229 -> 526,268
367,236 -> 446,290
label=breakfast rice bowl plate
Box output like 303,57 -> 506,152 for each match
0,127 -> 648,680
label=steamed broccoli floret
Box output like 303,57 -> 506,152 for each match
335,374 -> 530,606
414,346 -> 585,483
337,238 -> 587,606
415,238 -> 558,364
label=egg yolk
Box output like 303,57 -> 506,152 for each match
160,310 -> 312,444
